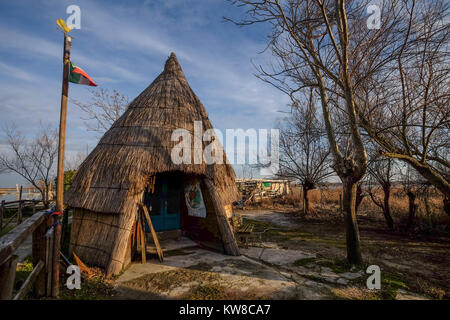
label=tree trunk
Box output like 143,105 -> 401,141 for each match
382,186 -> 394,230
355,184 -> 363,213
342,177 -> 363,265
44,184 -> 50,208
406,191 -> 417,231
424,190 -> 434,229
40,190 -> 47,208
303,186 -> 310,216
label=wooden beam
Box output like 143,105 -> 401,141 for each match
138,203 -> 164,262
204,179 -> 240,256
33,221 -> 48,297
13,260 -> 44,300
46,229 -> 54,295
0,255 -> 19,300
18,186 -> 23,224
0,211 -> 46,264
138,218 -> 146,264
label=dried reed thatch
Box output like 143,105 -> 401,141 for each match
67,53 -> 240,275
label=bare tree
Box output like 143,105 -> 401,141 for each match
399,165 -> 425,231
71,88 -> 129,134
228,0 -> 449,265
366,151 -> 396,230
354,0 -> 450,202
65,151 -> 86,171
226,0 -> 400,265
238,164 -> 257,179
0,124 -> 57,204
278,90 -> 333,215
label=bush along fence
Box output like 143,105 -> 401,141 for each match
0,208 -> 62,299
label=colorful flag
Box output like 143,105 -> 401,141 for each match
69,62 -> 97,86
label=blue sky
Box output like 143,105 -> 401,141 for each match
0,0 -> 290,187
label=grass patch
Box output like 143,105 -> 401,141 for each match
184,284 -> 227,300
242,218 -> 346,248
292,257 -> 317,267
13,256 -> 34,298
59,276 -> 115,300
317,259 -> 352,274
242,218 -> 277,231
380,272 -> 408,299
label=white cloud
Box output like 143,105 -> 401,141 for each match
0,62 -> 39,82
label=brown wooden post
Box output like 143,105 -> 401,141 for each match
139,211 -> 146,264
0,255 -> 19,299
18,186 -> 23,224
139,203 -> 163,262
46,228 -> 54,295
52,33 -> 71,298
204,179 -> 240,256
33,221 -> 48,297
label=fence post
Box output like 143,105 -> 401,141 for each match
51,214 -> 61,297
46,226 -> 54,295
0,255 -> 19,299
0,200 -> 5,233
32,220 -> 48,297
18,186 -> 23,224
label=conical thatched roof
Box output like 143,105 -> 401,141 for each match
66,53 -> 239,214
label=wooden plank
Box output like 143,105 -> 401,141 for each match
0,254 -> 19,300
0,211 -> 47,264
13,260 -> 44,300
138,202 -> 164,262
204,180 -> 240,256
139,212 -> 146,264
33,221 -> 47,297
51,214 -> 62,297
46,229 -> 54,295
18,186 -> 23,224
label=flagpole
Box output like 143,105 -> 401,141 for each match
53,32 -> 71,298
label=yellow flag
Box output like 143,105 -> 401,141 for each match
56,19 -> 73,33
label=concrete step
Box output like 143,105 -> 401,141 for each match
146,236 -> 198,254
154,229 -> 182,241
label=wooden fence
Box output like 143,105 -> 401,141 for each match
0,199 -> 52,234
0,209 -> 60,299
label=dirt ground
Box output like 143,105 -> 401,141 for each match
61,206 -> 447,301
238,208 -> 450,299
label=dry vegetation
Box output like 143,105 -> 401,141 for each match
239,185 -> 450,299
248,186 -> 448,233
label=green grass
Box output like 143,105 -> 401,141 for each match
13,256 -> 34,298
59,276 -> 115,300
380,272 -> 409,299
316,259 -> 352,274
242,218 -> 277,231
242,218 -> 346,249
292,257 -> 317,267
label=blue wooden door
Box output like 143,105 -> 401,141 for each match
143,174 -> 181,231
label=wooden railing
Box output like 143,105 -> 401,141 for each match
0,199 -> 53,234
0,210 -> 59,299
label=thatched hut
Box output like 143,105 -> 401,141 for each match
66,53 -> 240,276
